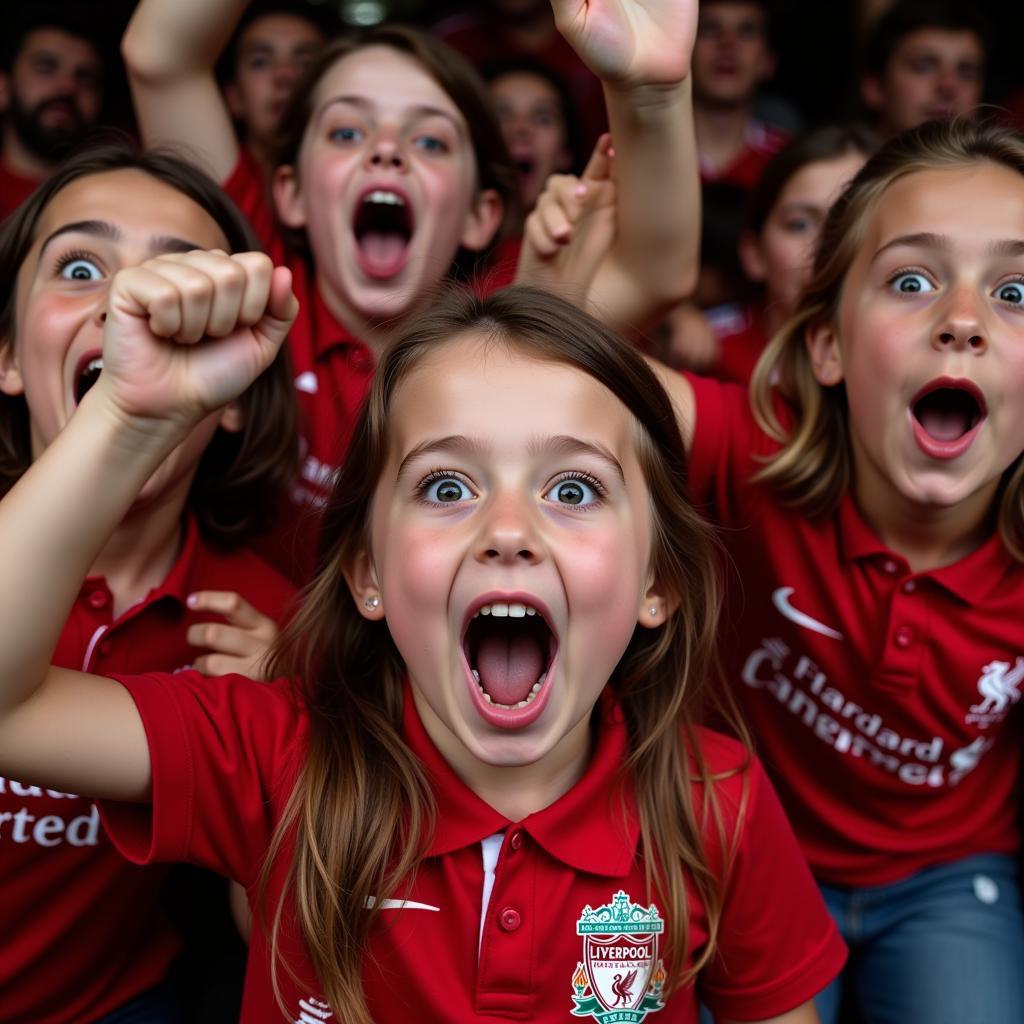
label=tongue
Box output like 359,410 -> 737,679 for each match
918,405 -> 970,442
476,632 -> 544,706
358,231 -> 407,277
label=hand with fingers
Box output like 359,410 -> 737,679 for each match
186,591 -> 282,680
94,249 -> 297,442
516,134 -> 617,304
550,0 -> 698,89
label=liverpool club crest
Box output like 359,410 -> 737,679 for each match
570,890 -> 666,1022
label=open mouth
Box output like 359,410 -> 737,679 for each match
911,380 -> 985,443
462,597 -> 557,719
353,188 -> 414,279
74,354 -> 103,405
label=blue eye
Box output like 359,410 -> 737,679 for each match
423,475 -> 472,504
414,135 -> 448,154
890,271 -> 934,295
995,281 -> 1024,306
543,476 -> 599,507
329,126 -> 364,144
59,257 -> 102,281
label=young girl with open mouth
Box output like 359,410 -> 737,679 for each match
0,145 -> 298,1023
123,0 -> 701,557
529,117 -> 1024,1022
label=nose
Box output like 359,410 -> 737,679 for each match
934,286 -> 986,353
935,65 -> 961,102
474,490 -> 544,567
366,131 -> 405,171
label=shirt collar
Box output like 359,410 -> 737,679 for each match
837,493 -> 1013,604
147,513 -> 204,607
403,687 -> 639,877
310,283 -> 364,361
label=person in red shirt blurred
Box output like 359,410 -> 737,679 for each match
860,0 -> 987,140
0,10 -> 105,220
693,125 -> 877,386
217,0 -> 336,177
691,0 -> 787,189
435,0 -> 607,155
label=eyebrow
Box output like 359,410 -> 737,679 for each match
317,95 -> 465,132
38,220 -> 205,262
873,232 -> 1024,261
396,433 -> 626,485
529,434 -> 626,485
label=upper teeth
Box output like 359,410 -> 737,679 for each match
474,602 -> 538,619
366,190 -> 404,206
85,357 -> 103,374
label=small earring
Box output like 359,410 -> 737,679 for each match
649,606 -> 659,617
364,596 -> 381,611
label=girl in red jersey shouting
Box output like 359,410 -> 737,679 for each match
529,117 -> 1024,1023
0,145 -> 299,1024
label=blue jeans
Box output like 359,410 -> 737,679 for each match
815,854 -> 1024,1024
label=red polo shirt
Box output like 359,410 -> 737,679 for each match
703,303 -> 769,388
0,517 -> 295,1024
687,375 -> 1024,887
100,673 -> 844,1022
0,158 -> 40,221
699,121 -> 789,190
224,150 -> 377,576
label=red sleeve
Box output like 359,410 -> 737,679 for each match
700,756 -> 847,1020
98,671 -> 304,887
686,372 -> 779,528
222,146 -> 285,261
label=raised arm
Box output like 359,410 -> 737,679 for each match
122,0 -> 246,181
548,0 -> 700,332
0,252 -> 296,802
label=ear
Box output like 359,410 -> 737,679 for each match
861,74 -> 885,114
459,188 -> 503,252
738,229 -> 767,283
637,576 -> 679,630
217,400 -> 244,434
224,82 -> 245,121
0,342 -> 24,397
273,164 -> 307,229
805,320 -> 844,386
343,548 -> 386,622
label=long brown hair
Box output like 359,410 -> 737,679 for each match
751,119 -> 1024,560
271,24 -> 518,262
0,143 -> 299,544
264,286 -> 746,1021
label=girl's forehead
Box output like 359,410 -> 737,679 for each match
33,170 -> 229,252
864,162 -> 1024,248
389,336 -> 637,456
313,46 -> 468,126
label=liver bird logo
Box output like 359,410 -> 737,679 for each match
612,970 -> 638,1006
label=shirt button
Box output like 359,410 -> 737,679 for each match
903,580 -> 916,594
87,589 -> 110,610
98,640 -> 113,657
883,559 -> 899,575
509,830 -> 523,851
894,626 -> 914,649
499,907 -> 521,932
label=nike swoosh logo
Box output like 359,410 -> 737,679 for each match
772,587 -> 843,640
364,897 -> 440,912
